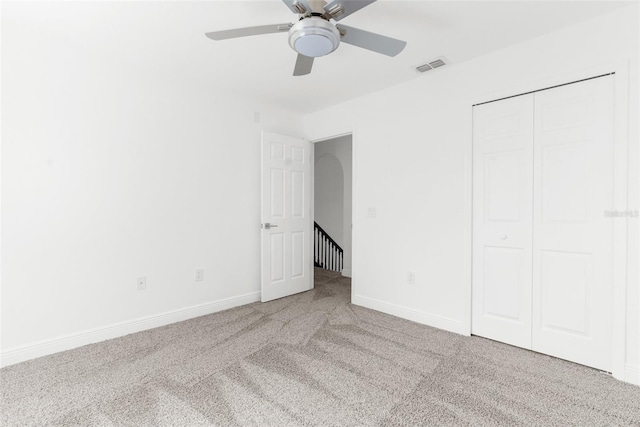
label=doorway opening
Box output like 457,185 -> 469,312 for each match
313,134 -> 353,280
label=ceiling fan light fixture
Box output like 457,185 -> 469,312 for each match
288,17 -> 340,57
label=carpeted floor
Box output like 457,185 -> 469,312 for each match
2,268 -> 639,426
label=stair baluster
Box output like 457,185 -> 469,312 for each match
313,222 -> 344,273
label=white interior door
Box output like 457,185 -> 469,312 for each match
472,94 -> 534,349
261,131 -> 312,302
532,76 -> 614,371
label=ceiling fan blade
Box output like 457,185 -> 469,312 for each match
205,23 -> 292,41
282,0 -> 313,15
293,54 -> 314,76
324,0 -> 377,21
336,24 -> 406,57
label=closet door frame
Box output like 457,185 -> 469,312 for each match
464,60 -> 630,382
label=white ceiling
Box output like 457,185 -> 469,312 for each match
3,0 -> 632,113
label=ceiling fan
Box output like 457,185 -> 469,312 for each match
205,0 -> 407,76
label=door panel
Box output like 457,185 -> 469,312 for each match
532,76 -> 614,371
540,250 -> 591,336
261,132 -> 312,302
485,151 -> 522,221
270,233 -> 285,282
472,94 -> 534,350
541,142 -> 589,222
270,169 -> 285,217
483,246 -> 525,321
291,170 -> 304,218
291,232 -> 304,278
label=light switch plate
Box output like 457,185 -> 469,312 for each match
366,207 -> 377,218
407,272 -> 416,285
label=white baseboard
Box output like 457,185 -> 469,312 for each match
0,291 -> 261,368
352,294 -> 466,335
341,269 -> 352,278
623,364 -> 640,386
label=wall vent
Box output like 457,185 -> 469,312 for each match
416,56 -> 448,73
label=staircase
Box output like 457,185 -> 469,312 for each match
314,222 -> 343,273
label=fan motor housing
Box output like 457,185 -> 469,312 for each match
288,17 -> 340,57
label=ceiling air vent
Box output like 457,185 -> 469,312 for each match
416,56 -> 448,73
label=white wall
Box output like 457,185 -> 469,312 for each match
314,135 -> 353,275
315,153 -> 344,254
1,18 -> 303,364
304,5 -> 639,384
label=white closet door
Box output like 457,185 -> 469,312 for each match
472,94 -> 534,349
532,76 -> 614,371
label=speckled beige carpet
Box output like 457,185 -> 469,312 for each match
2,268 -> 640,426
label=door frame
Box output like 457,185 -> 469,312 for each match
310,131 -> 356,300
465,59 -> 631,382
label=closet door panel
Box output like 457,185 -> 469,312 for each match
472,94 -> 534,349
532,76 -> 614,371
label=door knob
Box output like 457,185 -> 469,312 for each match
499,234 -> 508,240
262,223 -> 278,229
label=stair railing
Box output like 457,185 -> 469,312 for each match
314,222 -> 344,273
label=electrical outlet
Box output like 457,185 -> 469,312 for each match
137,276 -> 147,291
195,268 -> 204,282
407,272 -> 416,285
